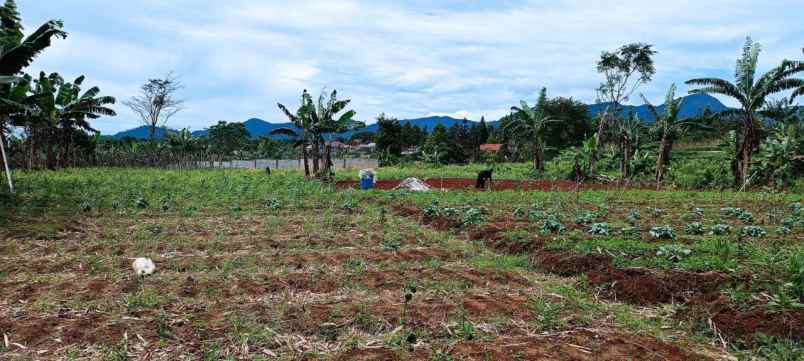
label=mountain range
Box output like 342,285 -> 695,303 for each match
111,93 -> 728,140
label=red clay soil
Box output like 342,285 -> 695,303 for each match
337,178 -> 625,191
326,329 -> 709,361
691,294 -> 804,343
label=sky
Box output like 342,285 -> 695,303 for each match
19,0 -> 804,135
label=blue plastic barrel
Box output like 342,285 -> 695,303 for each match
360,175 -> 375,190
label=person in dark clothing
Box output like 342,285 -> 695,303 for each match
265,166 -> 271,175
476,168 -> 493,189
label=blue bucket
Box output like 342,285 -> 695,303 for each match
360,175 -> 375,190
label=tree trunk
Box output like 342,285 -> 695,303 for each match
302,145 -> 310,177
0,130 -> 14,193
620,137 -> 631,179
532,142 -> 544,171
735,116 -> 760,188
590,111 -> 609,176
655,133 -> 670,182
323,144 -> 334,181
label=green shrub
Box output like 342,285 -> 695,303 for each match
656,244 -> 692,262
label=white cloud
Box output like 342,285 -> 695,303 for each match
18,0 -> 804,134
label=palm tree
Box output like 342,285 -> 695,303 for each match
642,84 -> 708,182
686,38 -> 804,186
505,100 -> 560,171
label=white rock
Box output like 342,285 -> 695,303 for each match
132,257 -> 156,276
394,178 -> 431,191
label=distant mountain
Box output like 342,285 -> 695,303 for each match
587,93 -> 727,122
109,94 -> 730,140
111,126 -> 177,140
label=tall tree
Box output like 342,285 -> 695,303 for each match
686,38 -> 804,186
506,99 -> 561,171
273,90 -> 315,176
309,89 -> 362,180
592,43 -> 656,174
642,84 -> 712,182
375,114 -> 403,164
0,0 -> 66,188
124,73 -> 183,140
208,121 -> 249,156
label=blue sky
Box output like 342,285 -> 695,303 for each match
19,0 -> 804,135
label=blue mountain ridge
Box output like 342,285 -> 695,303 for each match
111,94 -> 728,140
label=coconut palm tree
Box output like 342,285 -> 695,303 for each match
686,38 -> 804,186
642,84 -> 710,182
505,100 -> 561,171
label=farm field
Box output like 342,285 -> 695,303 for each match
1,168 -> 802,360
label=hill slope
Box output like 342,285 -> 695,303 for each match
111,94 -> 729,140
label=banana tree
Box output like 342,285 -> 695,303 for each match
617,113 -> 646,179
642,84 -> 711,182
273,90 -> 316,177
313,90 -> 362,180
505,100 -> 561,171
27,72 -> 115,168
686,38 -> 804,187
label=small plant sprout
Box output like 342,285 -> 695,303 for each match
650,208 -> 665,218
656,245 -> 692,262
588,223 -> 610,236
741,226 -> 767,239
720,207 -> 742,217
790,202 -> 802,216
776,226 -> 792,236
441,207 -> 460,219
711,224 -> 732,235
423,201 -> 440,218
573,211 -> 595,225
626,209 -> 641,225
135,197 -> 150,209
132,257 -> 156,277
684,222 -> 706,235
621,226 -> 641,238
692,207 -> 705,219
541,217 -> 565,234
266,198 -> 282,211
737,210 -> 754,224
650,225 -> 677,240
462,208 -> 486,227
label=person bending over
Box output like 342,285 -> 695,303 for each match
476,169 -> 493,189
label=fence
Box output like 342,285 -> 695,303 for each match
208,158 -> 379,170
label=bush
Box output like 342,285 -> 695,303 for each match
666,158 -> 732,190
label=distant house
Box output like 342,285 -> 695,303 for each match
356,142 -> 376,152
479,144 -> 503,153
325,141 -> 348,149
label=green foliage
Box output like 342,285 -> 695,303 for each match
649,225 -> 677,240
656,244 -> 692,262
587,222 -> 610,236
461,207 -> 486,227
684,222 -> 706,235
741,225 -> 767,238
208,121 -> 250,156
